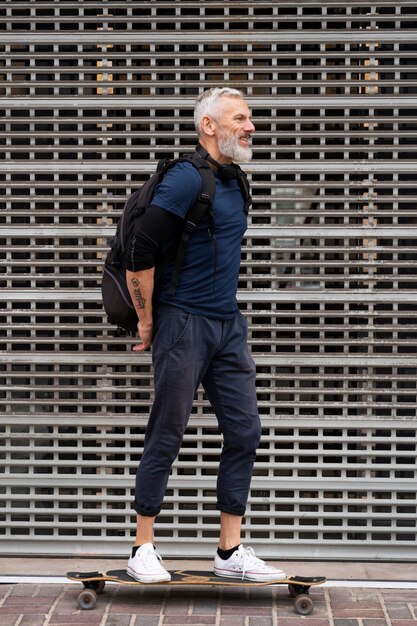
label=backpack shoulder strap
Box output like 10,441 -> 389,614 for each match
182,151 -> 216,223
234,165 -> 252,214
167,151 -> 216,295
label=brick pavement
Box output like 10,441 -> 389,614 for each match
1,581 -> 417,626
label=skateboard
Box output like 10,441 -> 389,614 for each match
67,569 -> 326,616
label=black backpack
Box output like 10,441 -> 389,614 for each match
101,150 -> 251,335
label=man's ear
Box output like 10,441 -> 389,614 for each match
201,115 -> 216,136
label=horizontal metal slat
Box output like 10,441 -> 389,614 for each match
2,289 -> 417,303
0,30 -> 416,43
3,159 -> 417,174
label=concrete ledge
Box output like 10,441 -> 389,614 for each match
1,557 -> 416,581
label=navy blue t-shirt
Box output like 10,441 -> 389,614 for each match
152,161 -> 247,320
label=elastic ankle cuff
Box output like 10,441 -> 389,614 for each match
217,544 -> 240,561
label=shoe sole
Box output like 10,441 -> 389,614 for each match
126,568 -> 171,584
213,569 -> 286,582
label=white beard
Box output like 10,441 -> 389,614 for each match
217,132 -> 252,163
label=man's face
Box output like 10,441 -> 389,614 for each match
215,97 -> 255,163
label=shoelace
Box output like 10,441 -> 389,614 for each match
142,547 -> 164,570
154,550 -> 164,567
241,546 -> 265,580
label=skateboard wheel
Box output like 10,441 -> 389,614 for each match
78,588 -> 97,610
294,594 -> 314,615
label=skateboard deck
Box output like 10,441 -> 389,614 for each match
67,568 -> 326,615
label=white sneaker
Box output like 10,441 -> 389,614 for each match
214,545 -> 286,582
127,543 -> 171,583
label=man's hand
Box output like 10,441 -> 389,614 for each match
133,320 -> 153,352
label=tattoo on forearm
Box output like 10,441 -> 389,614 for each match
130,277 -> 145,309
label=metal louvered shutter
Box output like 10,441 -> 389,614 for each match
0,1 -> 416,560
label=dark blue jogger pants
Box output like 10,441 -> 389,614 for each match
134,304 -> 261,518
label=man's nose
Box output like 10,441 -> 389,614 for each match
245,119 -> 255,133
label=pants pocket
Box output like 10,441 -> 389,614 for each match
154,305 -> 193,353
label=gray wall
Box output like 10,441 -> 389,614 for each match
1,1 -> 416,559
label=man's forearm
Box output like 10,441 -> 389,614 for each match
126,268 -> 155,338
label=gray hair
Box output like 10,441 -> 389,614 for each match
194,87 -> 244,136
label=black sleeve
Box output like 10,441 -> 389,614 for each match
125,204 -> 183,272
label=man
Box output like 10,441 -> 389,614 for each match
125,87 -> 286,583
